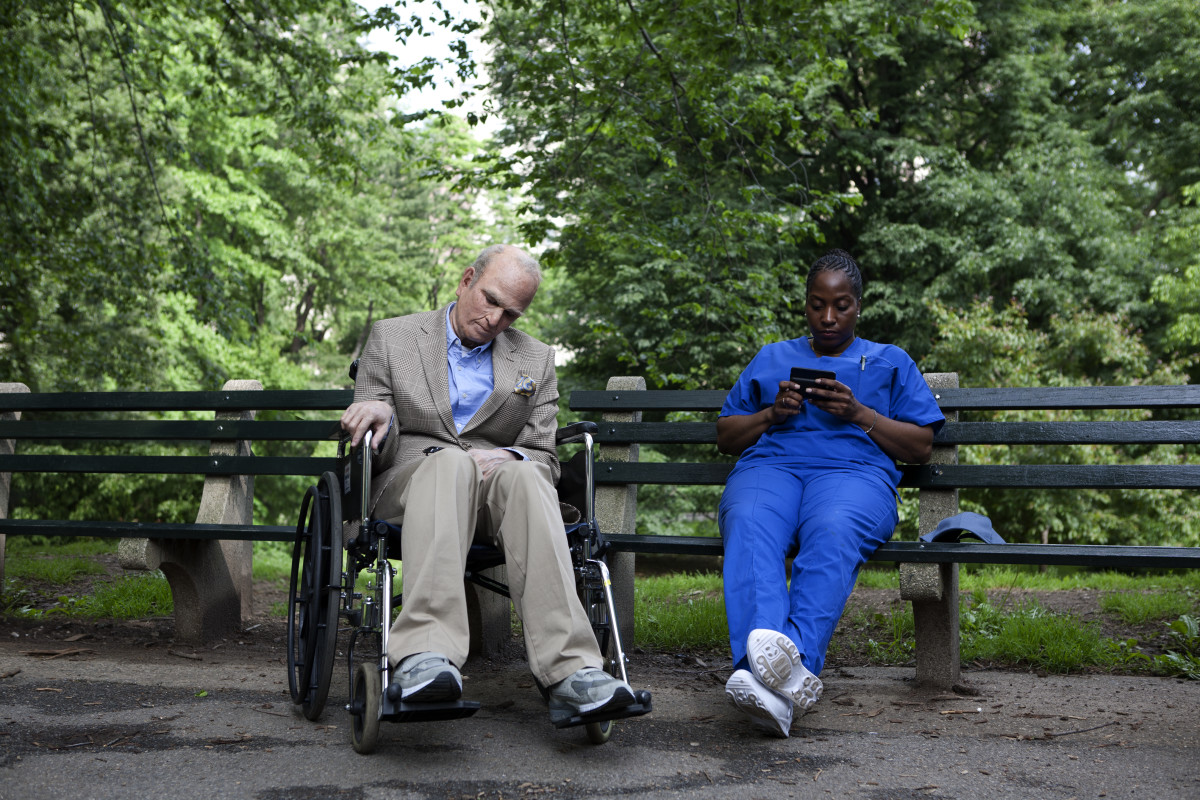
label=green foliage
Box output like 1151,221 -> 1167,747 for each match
1154,615 -> 1200,680
921,298 -> 1200,547
0,1 -> 505,527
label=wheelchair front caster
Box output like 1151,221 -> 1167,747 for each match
350,662 -> 382,754
585,718 -> 613,744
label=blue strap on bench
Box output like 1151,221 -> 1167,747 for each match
920,511 -> 1006,544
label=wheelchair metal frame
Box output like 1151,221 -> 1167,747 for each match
287,423 -> 650,754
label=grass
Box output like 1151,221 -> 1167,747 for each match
4,540 -> 1200,679
1099,590 -> 1196,625
3,539 -> 296,620
633,571 -> 727,650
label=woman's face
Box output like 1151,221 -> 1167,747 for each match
805,269 -> 860,356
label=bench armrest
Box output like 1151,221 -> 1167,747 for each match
556,421 -> 598,445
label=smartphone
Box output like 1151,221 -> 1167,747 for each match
790,367 -> 836,391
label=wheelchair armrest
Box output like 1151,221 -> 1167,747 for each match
556,420 -> 598,445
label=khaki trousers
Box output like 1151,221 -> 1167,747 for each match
374,448 -> 602,687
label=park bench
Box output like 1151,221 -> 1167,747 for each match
0,381 -> 351,640
0,381 -> 585,655
572,375 -> 1200,689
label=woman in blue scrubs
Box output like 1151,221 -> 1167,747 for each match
717,250 -> 945,737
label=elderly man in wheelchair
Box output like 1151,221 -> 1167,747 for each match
286,245 -> 650,753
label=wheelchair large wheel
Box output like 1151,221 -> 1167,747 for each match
286,472 -> 343,720
349,662 -> 382,755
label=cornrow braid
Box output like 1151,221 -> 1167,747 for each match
806,249 -> 863,302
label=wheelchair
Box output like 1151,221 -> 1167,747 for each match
286,420 -> 652,754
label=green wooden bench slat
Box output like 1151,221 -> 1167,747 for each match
939,420 -> 1200,445
932,385 -> 1200,411
872,541 -> 1200,567
0,519 -> 295,541
594,422 -> 718,444
599,533 -> 1200,568
570,390 -> 729,412
901,464 -> 1200,490
571,385 -> 1200,413
595,462 -> 733,484
593,420 -> 1200,446
0,454 -> 339,476
0,419 -> 343,441
0,390 -> 353,412
593,462 -> 1200,489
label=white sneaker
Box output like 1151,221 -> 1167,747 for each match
746,628 -> 823,715
725,668 -> 793,737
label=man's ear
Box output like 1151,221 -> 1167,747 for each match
456,267 -> 475,296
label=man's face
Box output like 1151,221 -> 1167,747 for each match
450,257 -> 539,348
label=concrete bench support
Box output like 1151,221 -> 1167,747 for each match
0,383 -> 30,593
118,379 -> 260,642
467,564 -> 511,658
900,371 -> 961,689
595,376 -> 645,649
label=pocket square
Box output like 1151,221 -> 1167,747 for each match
513,375 -> 536,397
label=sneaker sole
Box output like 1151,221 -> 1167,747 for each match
725,674 -> 790,737
791,672 -> 823,715
747,629 -> 801,688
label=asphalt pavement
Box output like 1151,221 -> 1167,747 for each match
2,624 -> 1198,800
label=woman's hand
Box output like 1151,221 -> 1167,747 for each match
769,379 -> 808,424
806,378 -> 934,464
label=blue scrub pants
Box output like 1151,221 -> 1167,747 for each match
719,463 -> 898,676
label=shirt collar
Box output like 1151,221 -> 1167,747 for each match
445,302 -> 493,358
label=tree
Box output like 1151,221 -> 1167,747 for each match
0,0 -> 500,526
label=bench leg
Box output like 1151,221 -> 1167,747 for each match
609,551 -> 636,651
466,565 -> 511,658
0,383 -> 31,597
901,562 -> 961,689
118,379 -> 260,642
118,474 -> 256,643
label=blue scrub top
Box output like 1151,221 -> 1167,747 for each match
720,336 -> 946,489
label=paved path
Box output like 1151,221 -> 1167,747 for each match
2,629 -> 1198,799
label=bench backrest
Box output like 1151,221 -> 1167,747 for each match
0,389 -> 353,478
569,383 -> 1200,491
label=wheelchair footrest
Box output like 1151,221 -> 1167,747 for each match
551,690 -> 653,729
380,695 -> 481,724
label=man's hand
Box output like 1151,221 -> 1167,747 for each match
470,448 -> 518,480
341,400 -> 393,450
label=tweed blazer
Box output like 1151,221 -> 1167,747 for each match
352,307 -> 561,507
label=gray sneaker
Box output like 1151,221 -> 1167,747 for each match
548,667 -> 635,721
393,652 -> 462,702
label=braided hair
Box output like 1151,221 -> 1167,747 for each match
805,249 -> 863,303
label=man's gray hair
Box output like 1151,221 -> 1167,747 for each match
470,244 -> 542,285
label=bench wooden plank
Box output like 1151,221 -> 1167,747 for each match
0,454 -> 339,476
0,390 -> 352,412
600,533 -> 1200,568
594,420 -> 1200,446
592,462 -> 1200,489
0,419 -> 342,441
0,519 -> 295,541
572,385 -> 1200,413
